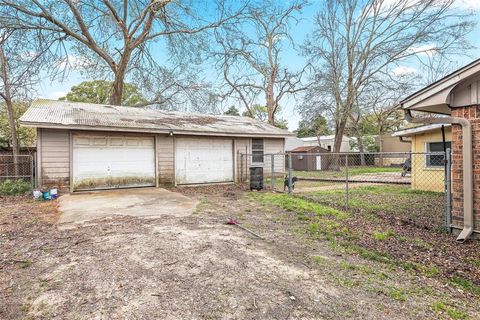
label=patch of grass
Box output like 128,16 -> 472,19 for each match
20,303 -> 30,313
423,265 -> 441,278
250,192 -> 347,219
397,261 -> 440,278
372,230 -> 396,241
307,220 -> 349,240
450,276 -> 480,296
328,241 -> 391,264
464,257 -> 480,267
17,259 -> 32,269
397,236 -> 434,250
0,179 -> 31,195
311,255 -> 328,264
432,301 -> 468,320
385,286 -> 408,302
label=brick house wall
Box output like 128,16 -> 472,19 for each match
451,106 -> 480,234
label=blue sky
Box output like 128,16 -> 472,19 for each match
37,0 -> 480,130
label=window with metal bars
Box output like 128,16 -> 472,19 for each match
426,141 -> 451,167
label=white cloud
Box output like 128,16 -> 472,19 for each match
455,0 -> 480,10
55,54 -> 90,70
407,44 -> 437,57
392,66 -> 417,76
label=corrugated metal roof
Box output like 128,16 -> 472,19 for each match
20,100 -> 293,137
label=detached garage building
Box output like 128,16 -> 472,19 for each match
20,100 -> 291,191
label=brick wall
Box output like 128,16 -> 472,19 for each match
451,106 -> 480,233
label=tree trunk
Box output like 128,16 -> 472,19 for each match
266,75 -> 275,125
0,45 -> 20,176
109,51 -> 131,105
110,75 -> 124,105
356,134 -> 366,166
378,133 -> 384,167
330,119 -> 347,170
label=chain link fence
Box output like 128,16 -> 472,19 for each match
0,154 -> 35,188
240,151 -> 452,231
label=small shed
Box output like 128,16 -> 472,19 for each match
290,146 -> 330,171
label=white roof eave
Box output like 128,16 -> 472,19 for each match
401,59 -> 480,115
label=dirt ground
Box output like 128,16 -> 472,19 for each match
1,187 -> 479,319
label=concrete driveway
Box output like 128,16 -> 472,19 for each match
58,187 -> 198,224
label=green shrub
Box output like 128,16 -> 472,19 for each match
0,179 -> 31,195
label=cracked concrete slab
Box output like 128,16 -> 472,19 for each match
58,188 -> 198,224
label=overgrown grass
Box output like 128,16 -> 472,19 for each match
251,190 -> 445,280
0,179 -> 31,195
303,185 -> 445,231
251,192 -> 347,219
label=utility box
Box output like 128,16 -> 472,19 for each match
249,167 -> 263,191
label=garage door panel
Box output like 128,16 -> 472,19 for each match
73,135 -> 155,190
175,138 -> 233,184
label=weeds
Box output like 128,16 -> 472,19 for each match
450,276 -> 480,296
0,179 -> 31,195
372,230 -> 396,241
432,301 -> 468,320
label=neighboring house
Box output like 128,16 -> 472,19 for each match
399,58 -> 480,240
392,124 -> 452,192
285,136 -> 304,152
376,133 -> 411,153
20,100 -> 292,191
290,146 -> 330,171
301,135 -> 357,152
375,133 -> 412,167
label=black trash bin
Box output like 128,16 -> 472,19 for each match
249,167 -> 263,191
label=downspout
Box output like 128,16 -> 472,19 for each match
404,109 -> 473,242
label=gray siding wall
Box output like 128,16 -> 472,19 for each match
37,128 -> 70,189
235,137 -> 285,181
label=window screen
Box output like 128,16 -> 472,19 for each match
252,138 -> 264,163
426,142 -> 451,167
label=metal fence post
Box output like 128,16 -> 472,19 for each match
288,153 -> 292,193
271,154 -> 275,190
345,154 -> 349,210
30,155 -> 35,189
445,148 -> 452,233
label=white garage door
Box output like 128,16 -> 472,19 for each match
175,138 -> 233,184
73,134 -> 156,190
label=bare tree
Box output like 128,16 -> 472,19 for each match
214,0 -> 308,125
0,23 -> 56,173
303,0 -> 474,154
0,0 -> 245,106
